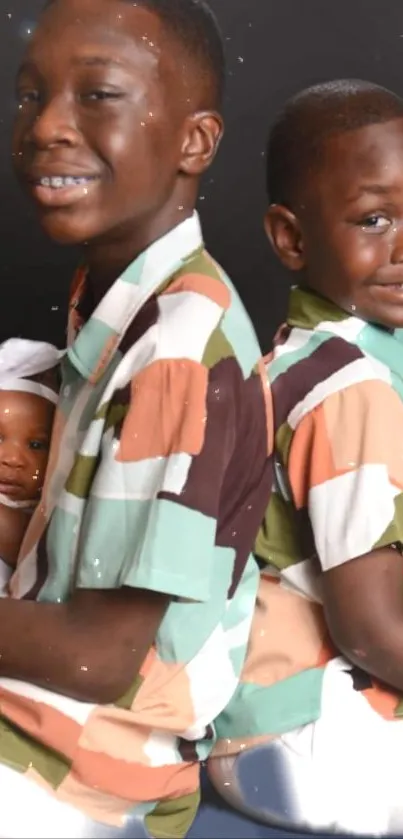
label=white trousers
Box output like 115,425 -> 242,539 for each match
209,659 -> 403,836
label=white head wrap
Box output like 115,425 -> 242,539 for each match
0,339 -> 63,405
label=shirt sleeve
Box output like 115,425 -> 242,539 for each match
288,376 -> 403,571
74,356 -> 238,602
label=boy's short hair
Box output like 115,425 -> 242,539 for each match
43,0 -> 225,108
266,79 -> 403,209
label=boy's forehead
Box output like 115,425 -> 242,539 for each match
30,0 -> 166,66
313,119 -> 403,196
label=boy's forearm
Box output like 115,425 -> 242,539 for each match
0,588 -> 168,704
0,597 -> 118,702
323,547 -> 403,693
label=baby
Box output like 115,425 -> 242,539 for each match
0,339 -> 60,587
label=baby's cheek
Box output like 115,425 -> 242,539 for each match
29,453 -> 48,488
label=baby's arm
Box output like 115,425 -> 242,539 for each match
0,505 -> 31,569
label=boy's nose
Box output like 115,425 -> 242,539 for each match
391,227 -> 403,265
26,95 -> 80,150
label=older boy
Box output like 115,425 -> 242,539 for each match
0,1 -> 272,836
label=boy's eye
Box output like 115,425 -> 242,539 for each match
28,440 -> 48,452
16,88 -> 40,105
81,90 -> 123,102
359,215 -> 391,233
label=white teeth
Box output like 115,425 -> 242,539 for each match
38,176 -> 93,189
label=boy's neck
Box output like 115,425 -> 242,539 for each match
85,205 -> 195,308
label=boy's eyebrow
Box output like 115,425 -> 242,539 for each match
347,183 -> 394,202
17,55 -> 123,78
72,55 -> 124,68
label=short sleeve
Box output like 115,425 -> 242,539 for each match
74,357 -> 237,601
288,377 -> 403,571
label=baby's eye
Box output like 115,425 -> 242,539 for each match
28,440 -> 48,451
359,215 -> 391,232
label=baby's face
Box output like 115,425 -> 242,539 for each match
0,391 -> 54,502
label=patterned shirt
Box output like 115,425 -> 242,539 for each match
0,214 -> 272,836
213,285 -> 403,757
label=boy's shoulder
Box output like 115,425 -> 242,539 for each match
153,247 -> 262,379
266,317 -> 391,436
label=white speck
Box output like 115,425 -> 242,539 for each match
80,665 -> 88,672
237,56 -> 244,63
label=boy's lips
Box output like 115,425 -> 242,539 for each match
372,282 -> 403,303
27,173 -> 100,208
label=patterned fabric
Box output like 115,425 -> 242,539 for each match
213,285 -> 403,757
210,659 -> 403,836
0,214 -> 272,837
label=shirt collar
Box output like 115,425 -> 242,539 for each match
67,212 -> 204,383
287,285 -> 349,331
287,285 -> 403,383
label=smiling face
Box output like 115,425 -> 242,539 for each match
12,0 -> 223,261
0,391 -> 54,502
266,117 -> 403,329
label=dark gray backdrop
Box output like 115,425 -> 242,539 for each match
2,0 -> 403,348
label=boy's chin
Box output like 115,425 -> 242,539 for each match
38,213 -> 92,247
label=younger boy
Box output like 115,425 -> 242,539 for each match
0,1 -> 272,837
209,79 -> 403,835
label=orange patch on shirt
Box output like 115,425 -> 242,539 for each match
324,379 -> 403,490
73,748 -> 199,802
241,576 -> 328,686
162,272 -> 231,310
0,690 -> 81,759
288,406 -> 335,509
57,771 -> 138,826
362,681 -> 401,721
117,359 -> 208,462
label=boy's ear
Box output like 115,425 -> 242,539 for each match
264,204 -> 305,271
179,111 -> 224,176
